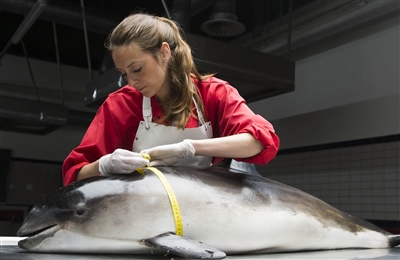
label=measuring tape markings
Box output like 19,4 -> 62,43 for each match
145,166 -> 183,236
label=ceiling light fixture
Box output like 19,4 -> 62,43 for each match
201,0 -> 245,37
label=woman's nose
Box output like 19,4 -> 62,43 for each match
127,78 -> 139,87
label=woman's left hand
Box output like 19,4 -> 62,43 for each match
140,140 -> 195,166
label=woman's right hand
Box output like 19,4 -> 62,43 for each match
99,149 -> 150,175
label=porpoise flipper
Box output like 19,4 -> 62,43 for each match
143,232 -> 226,259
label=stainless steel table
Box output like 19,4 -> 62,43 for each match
2,237 -> 400,260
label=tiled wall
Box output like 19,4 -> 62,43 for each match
1,159 -> 62,236
5,159 -> 62,205
257,135 -> 400,223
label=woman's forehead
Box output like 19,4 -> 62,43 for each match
113,43 -> 143,58
112,44 -> 150,68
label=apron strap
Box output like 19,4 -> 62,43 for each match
192,97 -> 208,130
143,97 -> 152,130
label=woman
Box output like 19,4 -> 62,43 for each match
62,13 -> 279,186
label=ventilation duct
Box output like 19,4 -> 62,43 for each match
0,96 -> 68,135
201,0 -> 245,37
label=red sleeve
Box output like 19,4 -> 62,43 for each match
62,87 -> 142,186
197,77 -> 280,165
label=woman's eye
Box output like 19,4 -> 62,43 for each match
133,67 -> 142,73
121,73 -> 127,78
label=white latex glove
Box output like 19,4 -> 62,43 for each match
141,140 -> 195,166
99,149 -> 150,175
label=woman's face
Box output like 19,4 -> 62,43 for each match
112,43 -> 171,101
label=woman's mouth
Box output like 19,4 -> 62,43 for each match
137,86 -> 146,92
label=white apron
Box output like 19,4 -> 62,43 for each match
133,96 -> 213,168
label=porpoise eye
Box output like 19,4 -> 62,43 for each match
76,209 -> 86,216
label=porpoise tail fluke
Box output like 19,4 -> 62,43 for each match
388,235 -> 400,248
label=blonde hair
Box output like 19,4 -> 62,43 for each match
105,13 -> 213,129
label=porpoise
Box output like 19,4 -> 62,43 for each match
17,164 -> 400,259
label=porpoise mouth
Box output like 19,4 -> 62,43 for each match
18,224 -> 60,250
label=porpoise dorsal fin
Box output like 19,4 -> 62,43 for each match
212,158 -> 233,169
143,232 -> 226,259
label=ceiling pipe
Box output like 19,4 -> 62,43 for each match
190,0 -> 215,17
10,0 -> 49,44
80,0 -> 93,81
0,0 -> 115,35
171,0 -> 192,32
0,0 -> 214,36
52,22 -> 65,105
161,0 -> 172,19
286,0 -> 293,60
20,40 -> 40,101
0,0 -> 49,60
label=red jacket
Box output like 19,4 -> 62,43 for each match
62,77 -> 279,185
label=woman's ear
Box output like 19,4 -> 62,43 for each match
160,42 -> 171,61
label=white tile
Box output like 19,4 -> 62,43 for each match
385,196 -> 398,204
384,189 -> 398,197
372,189 -> 385,196
384,180 -> 398,189
372,158 -> 385,166
383,212 -> 399,220
384,142 -> 397,150
350,182 -> 361,189
371,143 -> 385,151
360,145 -> 373,153
350,197 -> 361,204
385,204 -> 399,213
361,182 -> 373,189
384,157 -> 398,166
372,173 -> 385,181
360,212 -> 374,220
372,211 -> 386,220
360,159 -> 372,167
372,197 -> 385,204
327,196 -> 340,204
371,181 -> 385,189
339,196 -> 350,204
340,175 -> 350,182
362,204 -> 375,212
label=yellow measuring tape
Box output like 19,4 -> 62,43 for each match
146,166 -> 183,236
137,160 -> 183,236
136,153 -> 151,175
147,166 -> 183,236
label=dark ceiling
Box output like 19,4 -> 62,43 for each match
0,0 -> 314,71
1,0 -> 397,134
1,0 -> 313,134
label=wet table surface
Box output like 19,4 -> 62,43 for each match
2,237 -> 400,260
